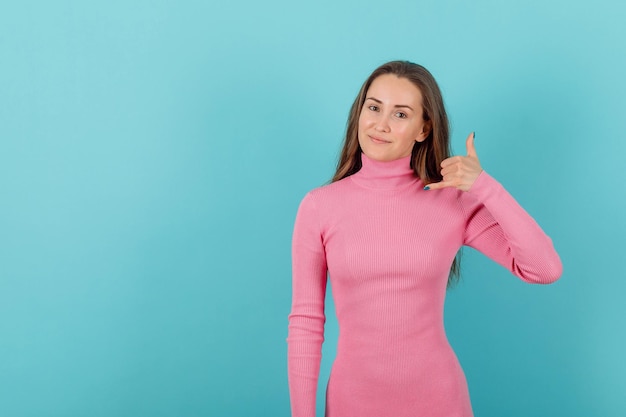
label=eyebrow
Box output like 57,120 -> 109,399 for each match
365,96 -> 414,111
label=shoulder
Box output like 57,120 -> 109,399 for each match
293,178 -> 352,230
294,177 -> 356,228
299,176 -> 355,206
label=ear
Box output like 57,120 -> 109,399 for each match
416,121 -> 431,143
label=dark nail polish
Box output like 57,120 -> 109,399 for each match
423,185 -> 430,191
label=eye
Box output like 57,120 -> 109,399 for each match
395,111 -> 407,119
368,105 -> 379,111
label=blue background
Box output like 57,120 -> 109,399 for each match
1,1 -> 625,416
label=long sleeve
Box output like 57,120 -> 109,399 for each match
287,192 -> 328,417
462,171 -> 562,283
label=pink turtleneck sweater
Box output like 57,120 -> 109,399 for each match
287,153 -> 562,417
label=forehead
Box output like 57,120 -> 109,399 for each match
366,74 -> 423,106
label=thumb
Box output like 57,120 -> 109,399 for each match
466,131 -> 477,158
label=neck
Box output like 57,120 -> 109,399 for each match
350,152 -> 418,189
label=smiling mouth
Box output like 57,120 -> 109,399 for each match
370,135 -> 391,144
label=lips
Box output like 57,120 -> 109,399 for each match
369,135 -> 391,144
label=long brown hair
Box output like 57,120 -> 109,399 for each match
332,60 -> 461,287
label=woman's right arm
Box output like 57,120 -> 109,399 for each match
287,192 -> 328,417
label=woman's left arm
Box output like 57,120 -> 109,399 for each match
426,132 -> 562,284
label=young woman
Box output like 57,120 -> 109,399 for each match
287,60 -> 562,417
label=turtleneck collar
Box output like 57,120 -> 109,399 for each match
350,152 -> 419,190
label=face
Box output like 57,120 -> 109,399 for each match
358,74 -> 429,162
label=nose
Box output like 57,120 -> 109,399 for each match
375,116 -> 390,132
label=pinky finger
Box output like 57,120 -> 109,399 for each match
424,181 -> 452,191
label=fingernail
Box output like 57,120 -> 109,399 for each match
473,131 -> 476,139
423,185 -> 430,191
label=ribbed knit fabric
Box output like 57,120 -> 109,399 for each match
287,153 -> 562,417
